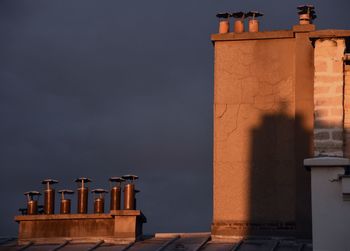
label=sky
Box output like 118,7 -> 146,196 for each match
0,0 -> 349,236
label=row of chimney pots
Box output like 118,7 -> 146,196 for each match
217,5 -> 316,34
21,175 -> 139,215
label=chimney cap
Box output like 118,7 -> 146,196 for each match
109,177 -> 125,183
216,12 -> 231,19
246,11 -> 264,19
122,174 -> 139,181
58,189 -> 74,194
41,179 -> 59,185
297,5 -> 317,20
24,191 -> 41,196
297,4 -> 315,11
75,177 -> 92,183
232,12 -> 245,18
91,188 -> 108,194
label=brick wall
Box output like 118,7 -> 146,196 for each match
314,39 -> 345,157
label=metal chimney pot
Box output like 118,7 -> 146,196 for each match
24,191 -> 41,215
75,177 -> 92,214
109,177 -> 125,211
42,179 -> 58,214
122,175 -> 139,210
92,189 -> 108,214
58,189 -> 74,214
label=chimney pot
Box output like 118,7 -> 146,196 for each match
297,5 -> 316,25
232,12 -> 245,33
75,177 -> 92,214
122,175 -> 139,210
24,191 -> 41,215
58,189 -> 74,214
109,177 -> 125,211
216,13 -> 230,34
42,179 -> 58,215
91,189 -> 108,214
246,11 -> 264,32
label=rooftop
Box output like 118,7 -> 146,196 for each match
0,234 -> 312,251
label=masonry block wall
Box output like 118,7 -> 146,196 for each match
314,38 -> 346,157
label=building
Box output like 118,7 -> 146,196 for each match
2,6 -> 350,251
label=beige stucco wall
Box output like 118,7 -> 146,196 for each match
212,30 -> 314,238
214,38 -> 296,221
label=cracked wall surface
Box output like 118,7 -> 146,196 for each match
212,33 -> 313,238
214,38 -> 295,221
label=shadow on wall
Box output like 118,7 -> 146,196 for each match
248,102 -> 312,238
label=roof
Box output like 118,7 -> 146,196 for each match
0,234 -> 312,251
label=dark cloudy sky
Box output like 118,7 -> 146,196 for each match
0,0 -> 349,236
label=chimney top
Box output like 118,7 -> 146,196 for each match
24,191 -> 41,196
216,12 -> 230,19
122,174 -> 139,182
109,177 -> 125,183
91,188 -> 108,194
297,5 -> 317,24
41,179 -> 59,185
58,189 -> 74,194
75,177 -> 92,183
232,12 -> 245,19
246,11 -> 264,19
